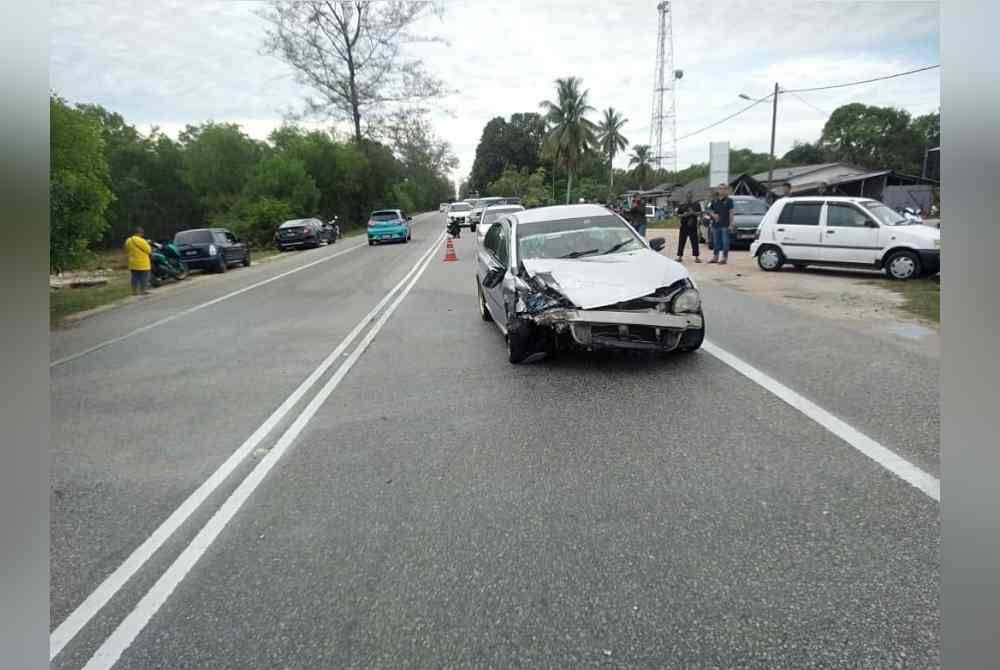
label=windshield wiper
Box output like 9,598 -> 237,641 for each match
559,248 -> 599,258
601,240 -> 639,255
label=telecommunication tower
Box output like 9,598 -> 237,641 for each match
649,1 -> 680,173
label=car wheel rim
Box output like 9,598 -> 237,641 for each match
890,256 -> 915,278
760,249 -> 779,269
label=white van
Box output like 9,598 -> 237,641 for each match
749,196 -> 940,280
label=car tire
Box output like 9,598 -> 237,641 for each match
470,224 -> 476,233
368,239 -> 374,246
885,249 -> 921,280
677,323 -> 705,352
756,245 -> 784,271
506,319 -> 533,364
477,281 -> 493,322
150,274 -> 162,288
243,252 -> 251,267
216,256 -> 228,273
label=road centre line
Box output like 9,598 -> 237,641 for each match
702,340 -> 940,502
82,228 -> 443,670
50,241 -> 366,368
49,230 -> 445,662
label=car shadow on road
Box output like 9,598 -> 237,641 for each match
522,348 -> 707,376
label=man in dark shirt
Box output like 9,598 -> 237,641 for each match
675,190 -> 702,263
628,196 -> 647,238
707,183 -> 735,264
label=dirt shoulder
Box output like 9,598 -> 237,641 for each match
646,227 -> 939,329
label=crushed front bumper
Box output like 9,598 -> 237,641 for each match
529,308 -> 703,352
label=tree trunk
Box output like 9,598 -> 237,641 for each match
566,170 -> 573,204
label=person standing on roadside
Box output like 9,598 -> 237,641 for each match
124,226 -> 152,295
628,195 -> 647,238
707,183 -> 735,264
675,190 -> 702,263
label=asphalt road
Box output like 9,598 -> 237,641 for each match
50,211 -> 940,669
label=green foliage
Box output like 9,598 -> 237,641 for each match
231,197 -> 297,248
243,153 -> 320,216
50,95 -> 113,272
468,112 -> 547,193
819,103 -> 922,173
540,77 -> 599,203
782,141 -> 830,165
179,122 -> 263,216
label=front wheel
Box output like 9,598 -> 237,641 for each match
506,319 -> 534,364
885,250 -> 921,280
243,253 -> 251,267
756,245 -> 784,271
216,256 -> 228,273
477,281 -> 493,322
677,323 -> 705,352
150,274 -> 163,288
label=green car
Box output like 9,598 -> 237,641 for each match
367,209 -> 412,246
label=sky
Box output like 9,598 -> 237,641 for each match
51,1 -> 940,188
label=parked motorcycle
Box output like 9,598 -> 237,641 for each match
150,241 -> 189,287
896,206 -> 924,224
447,218 -> 462,238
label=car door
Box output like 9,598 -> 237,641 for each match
214,231 -> 233,263
820,202 -> 881,264
478,221 -> 508,325
774,200 -> 823,260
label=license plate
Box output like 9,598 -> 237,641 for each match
184,250 -> 197,256
381,234 -> 393,239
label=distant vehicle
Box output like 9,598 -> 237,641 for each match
367,209 -> 412,246
439,203 -> 450,213
174,228 -> 250,273
447,201 -> 474,229
750,196 -> 940,280
697,195 -> 768,248
476,204 -> 704,363
275,218 -> 332,251
468,197 -> 506,232
475,203 -> 525,246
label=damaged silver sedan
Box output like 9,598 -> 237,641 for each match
475,204 -> 705,363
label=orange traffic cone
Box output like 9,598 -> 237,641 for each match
443,237 -> 458,262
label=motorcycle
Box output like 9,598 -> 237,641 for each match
150,241 -> 189,287
447,218 -> 462,238
896,206 -> 924,224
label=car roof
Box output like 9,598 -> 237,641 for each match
279,218 -> 314,226
372,209 -> 401,214
731,195 -> 764,200
483,205 -> 524,214
510,203 -> 614,226
781,196 -> 875,204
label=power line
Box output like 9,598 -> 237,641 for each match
787,90 -> 827,116
783,64 -> 939,93
676,93 -> 773,143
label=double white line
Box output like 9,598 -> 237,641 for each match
52,230 -> 446,667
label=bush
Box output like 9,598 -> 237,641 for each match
232,197 -> 296,248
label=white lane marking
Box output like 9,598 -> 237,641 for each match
50,243 -> 365,368
702,340 -> 940,502
82,227 -> 441,670
49,230 -> 445,661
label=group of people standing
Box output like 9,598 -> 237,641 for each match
627,183 -> 737,265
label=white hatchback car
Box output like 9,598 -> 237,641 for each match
749,196 -> 940,280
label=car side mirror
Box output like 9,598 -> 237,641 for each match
648,237 -> 666,252
865,220 -> 879,228
482,267 -> 505,289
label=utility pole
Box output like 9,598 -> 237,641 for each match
767,82 -> 779,199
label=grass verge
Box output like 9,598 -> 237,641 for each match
879,276 -> 940,323
50,273 -> 131,326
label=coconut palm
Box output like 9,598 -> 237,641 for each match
539,77 -> 598,204
629,144 -> 653,190
597,107 -> 629,192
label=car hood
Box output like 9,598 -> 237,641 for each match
520,249 -> 689,309
893,223 -> 940,243
734,214 -> 764,227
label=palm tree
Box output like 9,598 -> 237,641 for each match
629,145 -> 653,190
597,107 -> 629,193
539,77 -> 597,204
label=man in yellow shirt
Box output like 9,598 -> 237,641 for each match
124,226 -> 153,295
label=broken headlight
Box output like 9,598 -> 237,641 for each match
671,288 -> 701,313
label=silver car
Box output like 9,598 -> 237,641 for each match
476,204 -> 705,363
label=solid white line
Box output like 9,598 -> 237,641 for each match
702,340 -> 940,502
50,242 -> 365,368
50,231 -> 445,661
82,229 -> 442,670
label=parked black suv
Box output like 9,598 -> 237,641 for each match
173,228 -> 250,273
275,218 -> 332,250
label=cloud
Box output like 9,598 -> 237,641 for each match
51,0 -> 940,185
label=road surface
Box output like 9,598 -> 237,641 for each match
50,212 -> 940,669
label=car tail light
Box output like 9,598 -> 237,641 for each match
304,228 -> 314,236
367,219 -> 376,227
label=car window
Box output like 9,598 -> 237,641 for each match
826,203 -> 870,228
214,231 -> 229,244
225,231 -> 238,243
496,223 -> 510,266
863,201 -> 910,226
516,215 -> 643,260
449,203 -> 472,212
483,222 -> 502,256
777,202 -> 822,226
371,211 -> 399,221
174,229 -> 213,245
733,199 -> 768,215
